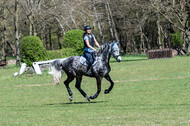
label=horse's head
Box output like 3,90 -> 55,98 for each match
111,41 -> 122,62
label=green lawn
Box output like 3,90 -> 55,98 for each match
0,55 -> 190,126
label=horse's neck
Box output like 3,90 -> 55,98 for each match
97,46 -> 111,64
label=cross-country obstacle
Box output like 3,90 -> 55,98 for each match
148,48 -> 173,59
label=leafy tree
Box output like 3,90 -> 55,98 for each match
20,36 -> 47,66
62,29 -> 84,55
47,48 -> 77,60
171,31 -> 183,48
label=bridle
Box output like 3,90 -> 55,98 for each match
111,44 -> 120,59
113,54 -> 121,59
112,51 -> 120,59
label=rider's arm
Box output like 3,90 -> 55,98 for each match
85,39 -> 97,52
94,38 -> 100,49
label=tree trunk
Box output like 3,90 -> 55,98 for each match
44,23 -> 49,50
185,31 -> 190,52
173,0 -> 175,7
54,17 -> 65,35
132,33 -> 138,54
105,0 -> 119,41
119,33 -> 127,54
92,20 -> 96,35
146,33 -> 151,50
45,32 -> 48,50
92,0 -> 104,43
1,28 -> 5,61
1,2 -> 6,61
69,13 -> 77,28
49,28 -> 52,50
140,26 -> 146,54
29,0 -> 34,36
51,0 -> 66,35
33,18 -> 37,36
157,19 -> 162,49
15,0 -> 20,66
57,30 -> 62,49
187,2 -> 190,52
181,1 -> 190,51
167,22 -> 171,48
105,0 -> 114,41
156,1 -> 162,49
29,15 -> 33,36
7,41 -> 16,56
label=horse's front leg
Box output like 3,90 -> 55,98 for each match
90,76 -> 102,99
104,74 -> 114,94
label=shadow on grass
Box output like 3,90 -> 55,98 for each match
46,101 -> 107,106
0,102 -> 189,108
110,58 -> 147,63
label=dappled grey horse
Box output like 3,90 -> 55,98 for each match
51,41 -> 121,102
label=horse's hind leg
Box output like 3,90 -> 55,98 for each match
104,74 -> 114,94
75,75 -> 90,102
64,75 -> 74,101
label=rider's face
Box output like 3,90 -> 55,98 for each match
87,29 -> 91,34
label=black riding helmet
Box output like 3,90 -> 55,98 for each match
84,25 -> 91,31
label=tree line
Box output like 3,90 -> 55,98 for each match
0,0 -> 190,65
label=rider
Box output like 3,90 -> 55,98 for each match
83,25 -> 100,71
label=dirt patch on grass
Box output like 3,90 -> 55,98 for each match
8,59 -> 16,65
14,83 -> 54,87
113,76 -> 188,83
13,76 -> 188,87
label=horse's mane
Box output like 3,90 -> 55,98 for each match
97,42 -> 112,55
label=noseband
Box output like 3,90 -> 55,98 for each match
114,54 -> 120,59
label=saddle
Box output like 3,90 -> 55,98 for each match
80,52 -> 97,66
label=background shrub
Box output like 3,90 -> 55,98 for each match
62,29 -> 84,55
20,36 -> 47,66
171,31 -> 183,48
47,48 -> 77,59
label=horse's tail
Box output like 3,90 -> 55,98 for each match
49,59 -> 64,84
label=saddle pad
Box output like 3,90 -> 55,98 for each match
80,55 -> 88,66
79,55 -> 97,66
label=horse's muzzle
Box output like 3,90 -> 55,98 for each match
116,56 -> 122,62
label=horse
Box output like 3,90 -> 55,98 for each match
51,41 -> 122,102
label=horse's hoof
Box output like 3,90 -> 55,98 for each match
104,90 -> 109,94
69,96 -> 73,102
85,98 -> 90,103
89,95 -> 95,99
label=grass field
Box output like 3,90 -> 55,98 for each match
0,55 -> 190,126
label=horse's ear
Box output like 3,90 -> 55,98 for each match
111,41 -> 115,48
116,40 -> 120,45
112,41 -> 115,45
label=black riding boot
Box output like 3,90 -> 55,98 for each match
87,62 -> 92,73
